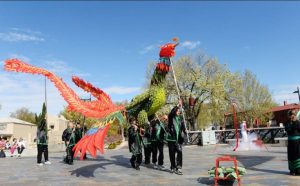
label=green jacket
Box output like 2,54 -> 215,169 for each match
128,126 -> 142,155
37,129 -> 48,145
62,128 -> 76,147
167,106 -> 186,144
150,119 -> 166,143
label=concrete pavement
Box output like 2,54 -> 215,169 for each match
0,144 -> 300,186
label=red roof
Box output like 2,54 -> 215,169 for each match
270,104 -> 300,112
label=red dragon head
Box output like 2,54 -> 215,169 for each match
4,58 -> 23,72
159,38 -> 179,58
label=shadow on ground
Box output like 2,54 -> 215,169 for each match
197,177 -> 236,186
69,155 -> 132,178
197,177 -> 213,185
218,154 -> 274,168
250,167 -> 289,175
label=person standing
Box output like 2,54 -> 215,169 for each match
167,102 -> 187,175
9,138 -> 17,157
240,121 -> 248,142
142,121 -> 152,167
128,118 -> 143,170
17,138 -> 26,157
74,122 -> 87,159
0,137 -> 6,158
37,118 -> 51,166
285,109 -> 300,175
151,114 -> 168,170
62,122 -> 76,165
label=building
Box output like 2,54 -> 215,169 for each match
269,101 -> 300,126
46,115 -> 69,145
0,118 -> 37,147
0,115 -> 69,149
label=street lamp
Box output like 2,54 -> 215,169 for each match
293,87 -> 300,104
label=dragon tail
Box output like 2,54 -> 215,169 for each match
73,124 -> 110,160
73,111 -> 125,160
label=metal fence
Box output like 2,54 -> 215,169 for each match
186,127 -> 286,145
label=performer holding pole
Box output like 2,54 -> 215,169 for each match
170,56 -> 190,143
167,101 -> 187,175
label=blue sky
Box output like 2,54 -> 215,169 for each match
0,1 -> 300,117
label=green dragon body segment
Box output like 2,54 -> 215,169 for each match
126,40 -> 179,126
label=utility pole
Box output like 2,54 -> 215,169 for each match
293,87 -> 300,104
44,77 -> 48,127
80,94 -> 92,135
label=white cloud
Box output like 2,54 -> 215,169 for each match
272,84 -> 300,104
44,60 -> 72,74
0,56 -> 92,117
0,28 -> 45,42
0,72 -> 141,117
139,44 -> 160,54
180,40 -> 201,50
0,72 -> 65,117
9,27 -> 42,35
9,54 -> 31,62
0,70 -> 95,117
0,32 -> 45,42
43,60 -> 90,77
140,40 -> 201,55
104,86 -> 141,95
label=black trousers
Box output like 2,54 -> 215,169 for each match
0,150 -> 6,158
130,153 -> 142,168
17,146 -> 25,155
37,144 -> 49,163
144,145 -> 152,164
168,142 -> 182,169
152,141 -> 164,166
64,146 -> 74,164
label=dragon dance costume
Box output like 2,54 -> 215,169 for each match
3,38 -> 179,162
167,105 -> 186,174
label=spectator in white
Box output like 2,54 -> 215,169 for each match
6,139 -> 11,150
17,138 -> 26,157
240,121 -> 248,142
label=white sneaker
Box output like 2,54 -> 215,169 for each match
175,168 -> 183,175
37,163 -> 44,166
44,161 -> 51,165
158,165 -> 166,170
153,163 -> 158,169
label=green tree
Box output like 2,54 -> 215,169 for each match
145,53 -> 275,130
35,102 -> 47,127
162,55 -> 241,130
58,107 -> 98,130
234,70 -> 277,126
10,107 -> 36,124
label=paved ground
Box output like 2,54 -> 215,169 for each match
1,143 -> 300,186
